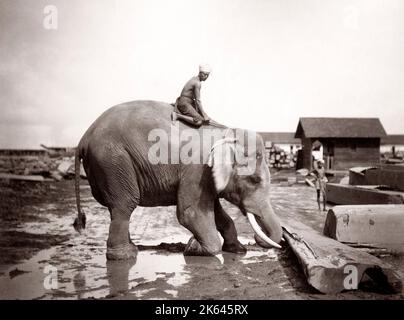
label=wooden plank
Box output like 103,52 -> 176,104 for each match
326,183 -> 404,205
0,173 -> 52,182
305,178 -> 315,188
281,217 -> 402,294
323,205 -> 404,249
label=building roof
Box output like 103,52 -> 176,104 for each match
381,135 -> 404,145
294,117 -> 387,138
259,132 -> 301,145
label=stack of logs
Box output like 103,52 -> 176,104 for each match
0,153 -> 84,181
265,147 -> 297,169
0,155 -> 54,176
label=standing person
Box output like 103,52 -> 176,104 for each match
172,64 -> 211,126
310,159 -> 328,211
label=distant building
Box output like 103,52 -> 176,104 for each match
0,145 -> 76,158
381,135 -> 404,155
258,132 -> 301,153
294,117 -> 387,170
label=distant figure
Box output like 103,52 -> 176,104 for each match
310,159 -> 328,211
311,140 -> 323,163
172,64 -> 211,127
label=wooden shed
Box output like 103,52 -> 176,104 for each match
294,117 -> 387,170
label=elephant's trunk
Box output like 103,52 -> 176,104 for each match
246,200 -> 282,249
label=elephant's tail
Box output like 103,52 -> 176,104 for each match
73,147 -> 86,233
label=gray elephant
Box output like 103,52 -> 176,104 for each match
74,100 -> 282,260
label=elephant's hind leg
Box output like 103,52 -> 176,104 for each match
106,205 -> 138,260
214,199 -> 247,254
98,151 -> 140,260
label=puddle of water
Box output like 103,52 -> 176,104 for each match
130,251 -> 190,287
164,289 -> 178,298
0,248 -> 56,300
0,244 -> 192,299
132,288 -> 154,298
48,247 -> 192,299
241,250 -> 278,265
0,238 -> 283,300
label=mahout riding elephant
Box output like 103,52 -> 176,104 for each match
74,100 -> 282,260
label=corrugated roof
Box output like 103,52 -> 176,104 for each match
259,132 -> 301,144
381,135 -> 404,145
295,117 -> 386,138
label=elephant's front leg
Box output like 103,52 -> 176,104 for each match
214,199 -> 247,254
178,205 -> 222,256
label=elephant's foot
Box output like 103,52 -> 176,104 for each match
222,241 -> 247,254
106,243 -> 138,261
184,237 -> 219,256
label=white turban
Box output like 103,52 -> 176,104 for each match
199,64 -> 211,74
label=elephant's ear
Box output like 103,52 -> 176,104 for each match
207,138 -> 238,193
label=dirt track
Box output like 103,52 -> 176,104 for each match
0,176 -> 403,300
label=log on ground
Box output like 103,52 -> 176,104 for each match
323,205 -> 404,249
326,183 -> 404,205
281,217 -> 402,294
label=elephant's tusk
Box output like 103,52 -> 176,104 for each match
247,212 -> 282,249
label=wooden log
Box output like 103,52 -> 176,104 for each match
350,165 -> 404,192
0,173 -> 52,182
281,217 -> 402,294
379,167 -> 404,192
323,205 -> 404,249
326,183 -> 404,205
305,178 -> 315,187
349,167 -> 378,185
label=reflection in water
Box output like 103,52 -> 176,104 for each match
106,258 -> 137,296
73,272 -> 87,299
222,252 -> 247,264
183,251 -> 267,267
71,257 -> 138,298
183,255 -> 222,266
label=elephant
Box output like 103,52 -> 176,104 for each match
73,100 -> 283,260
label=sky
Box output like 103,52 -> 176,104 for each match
1,0 -> 403,148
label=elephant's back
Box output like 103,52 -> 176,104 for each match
78,100 -> 174,151
88,100 -> 173,134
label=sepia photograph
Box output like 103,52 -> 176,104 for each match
1,0 -> 404,307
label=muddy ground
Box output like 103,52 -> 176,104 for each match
1,172 -> 404,300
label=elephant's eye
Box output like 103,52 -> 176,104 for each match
248,174 -> 262,184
